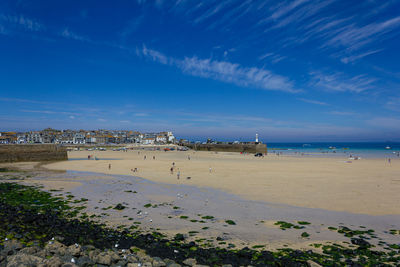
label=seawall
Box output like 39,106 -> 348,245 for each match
183,143 -> 267,153
0,144 -> 68,163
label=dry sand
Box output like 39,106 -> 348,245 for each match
44,150 -> 400,215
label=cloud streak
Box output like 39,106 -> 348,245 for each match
323,16 -> 400,51
298,98 -> 329,106
138,45 -> 298,93
0,14 -> 43,33
310,71 -> 376,93
340,49 -> 383,64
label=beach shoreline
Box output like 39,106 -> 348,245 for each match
40,150 -> 400,216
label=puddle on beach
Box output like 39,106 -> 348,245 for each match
28,170 -> 400,249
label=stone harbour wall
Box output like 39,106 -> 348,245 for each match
0,144 -> 68,163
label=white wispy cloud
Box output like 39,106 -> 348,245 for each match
178,56 -> 296,92
310,71 -> 376,93
270,0 -> 335,29
298,98 -> 329,106
340,49 -> 383,64
193,2 -> 228,24
138,45 -> 298,93
258,52 -> 287,64
61,28 -> 91,42
139,45 -> 169,64
270,0 -> 310,20
323,16 -> 400,51
0,14 -> 43,32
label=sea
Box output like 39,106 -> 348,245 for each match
266,142 -> 400,159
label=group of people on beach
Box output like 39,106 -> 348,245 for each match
106,152 -> 215,179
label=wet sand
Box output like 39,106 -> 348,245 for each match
44,150 -> 400,215
20,170 -> 400,250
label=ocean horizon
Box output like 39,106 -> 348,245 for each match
266,142 -> 400,158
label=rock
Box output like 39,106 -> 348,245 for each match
182,258 -> 197,266
221,265 -> 233,267
130,247 -> 152,263
46,241 -> 67,256
167,264 -> 181,267
19,246 -> 40,255
43,256 -> 63,267
88,249 -> 100,261
3,240 -> 23,253
126,255 -> 139,263
95,252 -> 112,265
35,249 -> 49,259
307,260 -> 322,267
66,244 -> 81,257
109,251 -> 121,262
127,264 -> 142,267
152,257 -> 166,267
6,253 -> 44,267
114,260 -> 128,266
60,263 -> 78,267
143,262 -> 153,267
193,265 -> 209,267
76,256 -> 94,267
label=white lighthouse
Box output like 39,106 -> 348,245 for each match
255,133 -> 259,143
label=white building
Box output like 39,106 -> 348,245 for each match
27,132 -> 42,143
156,135 -> 167,143
73,133 -> 86,144
167,132 -> 175,143
142,138 -> 155,145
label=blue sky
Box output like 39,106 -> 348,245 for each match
1,0 -> 400,142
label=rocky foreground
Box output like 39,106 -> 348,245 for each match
0,169 -> 399,266
1,238 -> 214,267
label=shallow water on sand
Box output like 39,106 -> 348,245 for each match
30,170 -> 400,249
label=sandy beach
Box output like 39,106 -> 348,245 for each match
44,149 -> 400,216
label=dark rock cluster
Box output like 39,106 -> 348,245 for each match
0,239 -> 208,267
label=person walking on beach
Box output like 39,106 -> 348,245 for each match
153,156 -> 155,160
388,158 -> 391,164
108,164 -> 111,170
177,170 -> 180,179
188,155 -> 190,160
170,167 -> 174,174
209,167 -> 212,173
144,155 -> 146,160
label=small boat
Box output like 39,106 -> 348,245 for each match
386,146 -> 391,150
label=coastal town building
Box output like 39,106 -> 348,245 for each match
0,129 -> 176,145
